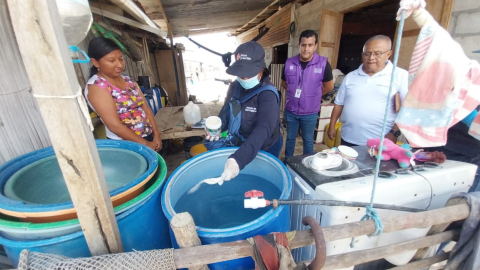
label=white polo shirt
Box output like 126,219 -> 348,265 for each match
334,61 -> 408,145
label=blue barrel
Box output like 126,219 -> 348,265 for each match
0,154 -> 171,267
162,148 -> 291,270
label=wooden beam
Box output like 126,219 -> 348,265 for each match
171,203 -> 469,268
440,0 -> 455,29
154,0 -> 172,39
321,42 -> 335,48
235,2 -> 292,39
6,0 -> 123,255
89,2 -> 123,16
148,12 -> 166,20
154,0 -> 171,21
320,230 -> 458,270
257,14 -> 272,19
90,6 -> 167,37
389,252 -> 450,270
327,0 -> 384,14
234,0 -> 280,34
403,29 -> 421,38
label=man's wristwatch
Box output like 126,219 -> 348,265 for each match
389,129 -> 401,138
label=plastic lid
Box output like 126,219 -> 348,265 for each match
205,116 -> 222,129
338,145 -> 359,158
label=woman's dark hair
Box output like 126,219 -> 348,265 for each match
87,37 -> 121,78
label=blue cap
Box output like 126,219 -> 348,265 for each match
226,41 -> 267,78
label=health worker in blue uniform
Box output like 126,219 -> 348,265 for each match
218,41 -> 283,183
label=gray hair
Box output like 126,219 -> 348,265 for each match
363,35 -> 392,52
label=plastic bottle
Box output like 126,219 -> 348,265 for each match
184,101 -> 201,125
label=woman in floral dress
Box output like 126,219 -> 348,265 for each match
84,37 -> 161,151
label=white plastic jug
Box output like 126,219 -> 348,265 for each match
184,101 -> 201,125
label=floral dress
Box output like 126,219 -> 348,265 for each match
85,75 -> 153,139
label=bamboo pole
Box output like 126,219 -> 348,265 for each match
6,0 -> 123,255
171,203 -> 469,268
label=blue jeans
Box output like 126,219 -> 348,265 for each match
284,110 -> 318,161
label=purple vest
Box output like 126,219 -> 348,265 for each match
284,53 -> 327,115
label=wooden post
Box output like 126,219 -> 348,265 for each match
171,213 -> 210,270
6,0 -> 123,255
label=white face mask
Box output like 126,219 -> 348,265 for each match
236,76 -> 260,89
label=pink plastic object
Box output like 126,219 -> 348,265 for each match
245,190 -> 264,198
367,138 -> 413,168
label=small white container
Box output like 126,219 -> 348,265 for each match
205,116 -> 222,137
183,101 -> 201,125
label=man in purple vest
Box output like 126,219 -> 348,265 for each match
281,30 -> 334,161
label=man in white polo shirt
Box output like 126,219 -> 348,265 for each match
328,35 -> 408,146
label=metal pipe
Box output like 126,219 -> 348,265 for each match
110,0 -> 159,29
302,216 -> 326,270
273,199 -> 424,212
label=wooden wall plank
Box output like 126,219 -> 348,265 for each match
90,6 -> 166,37
7,0 -> 123,255
155,50 -> 187,106
237,3 -> 292,47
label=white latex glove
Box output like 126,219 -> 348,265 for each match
220,158 -> 240,183
205,127 -> 220,142
397,0 -> 426,20
205,134 -> 220,142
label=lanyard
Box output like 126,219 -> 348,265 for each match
298,67 -> 305,90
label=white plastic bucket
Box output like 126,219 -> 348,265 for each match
205,116 -> 221,137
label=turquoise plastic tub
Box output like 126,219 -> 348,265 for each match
162,148 -> 291,270
0,140 -> 158,214
0,154 -> 171,267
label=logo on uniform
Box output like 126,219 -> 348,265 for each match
314,68 -> 323,74
237,53 -> 251,61
290,66 -> 294,70
245,106 -> 257,113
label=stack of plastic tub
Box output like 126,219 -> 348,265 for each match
0,140 -> 171,267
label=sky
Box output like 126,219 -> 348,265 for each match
174,32 -> 238,103
174,32 -> 237,73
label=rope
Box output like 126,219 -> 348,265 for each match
350,10 -> 406,248
33,87 -> 94,132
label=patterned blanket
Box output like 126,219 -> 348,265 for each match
395,9 -> 480,147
